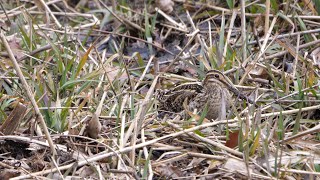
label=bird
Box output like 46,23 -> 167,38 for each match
157,70 -> 250,120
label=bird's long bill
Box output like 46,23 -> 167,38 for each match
227,85 -> 242,98
217,74 -> 241,96
221,76 -> 254,104
227,84 -> 254,104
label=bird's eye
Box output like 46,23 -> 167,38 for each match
214,74 -> 220,78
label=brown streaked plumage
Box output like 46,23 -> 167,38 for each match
157,70 -> 245,120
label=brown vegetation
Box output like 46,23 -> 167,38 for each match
0,0 -> 320,179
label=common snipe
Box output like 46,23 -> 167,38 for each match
157,70 -> 249,120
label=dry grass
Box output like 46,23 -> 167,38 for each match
0,0 -> 320,179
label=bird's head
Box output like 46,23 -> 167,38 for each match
203,70 -> 240,95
